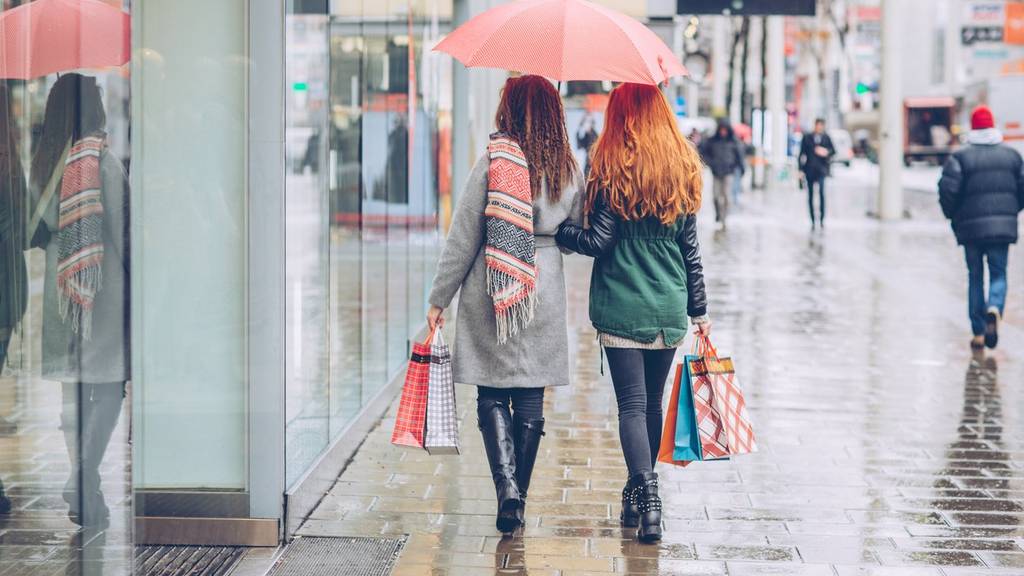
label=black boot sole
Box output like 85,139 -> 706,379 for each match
985,311 -> 999,349
637,523 -> 662,543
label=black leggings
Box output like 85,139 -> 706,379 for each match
605,348 -> 677,477
477,386 -> 545,421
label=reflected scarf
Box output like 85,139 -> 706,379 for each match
57,135 -> 106,339
485,133 -> 536,344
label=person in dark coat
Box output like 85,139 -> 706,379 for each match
698,120 -> 744,227
799,118 -> 835,229
576,113 -> 599,176
938,105 -> 1024,350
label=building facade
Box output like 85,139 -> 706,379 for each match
0,0 -> 683,572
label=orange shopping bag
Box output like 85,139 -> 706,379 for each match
657,362 -> 690,466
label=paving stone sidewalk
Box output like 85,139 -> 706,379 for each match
296,173 -> 1024,576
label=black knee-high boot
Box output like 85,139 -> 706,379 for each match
513,416 -> 544,525
477,399 -> 522,533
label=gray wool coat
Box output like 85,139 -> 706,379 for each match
429,154 -> 584,389
34,151 -> 129,384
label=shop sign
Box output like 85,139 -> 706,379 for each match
964,1 -> 1005,24
677,0 -> 815,16
962,25 -> 1005,44
1007,2 -> 1024,45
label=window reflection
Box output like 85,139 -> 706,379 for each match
2,53 -> 131,576
285,0 -> 452,484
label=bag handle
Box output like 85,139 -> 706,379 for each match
423,323 -> 441,347
691,332 -> 719,361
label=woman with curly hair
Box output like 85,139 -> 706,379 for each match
427,75 -> 583,534
557,83 -> 710,543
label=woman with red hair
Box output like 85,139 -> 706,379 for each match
557,83 -> 710,543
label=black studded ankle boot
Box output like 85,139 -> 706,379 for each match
513,416 -> 545,526
620,477 -> 640,527
630,471 -> 662,543
478,399 -> 522,534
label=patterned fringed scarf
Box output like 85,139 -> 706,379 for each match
485,133 -> 537,344
57,135 -> 106,339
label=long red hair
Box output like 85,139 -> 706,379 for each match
585,83 -> 702,224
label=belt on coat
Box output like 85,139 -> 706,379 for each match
535,235 -> 557,248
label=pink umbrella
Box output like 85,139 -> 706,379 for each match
0,0 -> 130,80
435,0 -> 687,85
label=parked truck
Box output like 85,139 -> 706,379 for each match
903,97 -> 956,166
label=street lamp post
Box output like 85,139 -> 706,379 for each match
766,15 -> 786,186
878,0 -> 903,220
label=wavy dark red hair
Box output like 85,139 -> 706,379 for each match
585,83 -> 702,224
495,75 -> 578,202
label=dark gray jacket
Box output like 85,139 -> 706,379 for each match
699,134 -> 745,178
939,141 -> 1024,245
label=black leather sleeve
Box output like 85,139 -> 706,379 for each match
556,194 -> 618,258
677,214 -> 707,317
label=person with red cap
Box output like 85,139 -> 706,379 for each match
938,105 -> 1024,350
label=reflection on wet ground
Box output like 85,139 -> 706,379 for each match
299,172 -> 1024,575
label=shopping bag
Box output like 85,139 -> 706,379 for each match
700,339 -> 757,456
390,329 -> 434,448
658,362 -> 699,466
682,354 -> 731,460
424,330 -> 460,455
677,335 -> 757,460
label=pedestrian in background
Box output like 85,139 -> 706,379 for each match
427,76 -> 583,534
576,112 -> 599,176
799,118 -> 835,230
557,83 -> 710,543
938,105 -> 1024,351
698,119 -> 744,228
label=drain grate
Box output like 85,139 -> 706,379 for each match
268,536 -> 407,576
134,545 -> 245,576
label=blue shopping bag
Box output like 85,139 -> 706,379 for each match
672,355 -> 704,462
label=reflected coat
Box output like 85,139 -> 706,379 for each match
32,151 -> 130,384
428,154 -> 584,389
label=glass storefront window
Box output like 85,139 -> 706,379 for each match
2,1 -> 133,571
285,0 -> 452,487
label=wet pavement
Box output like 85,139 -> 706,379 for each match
296,164 -> 1024,575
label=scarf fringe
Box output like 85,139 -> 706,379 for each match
57,266 -> 103,341
487,267 -> 537,345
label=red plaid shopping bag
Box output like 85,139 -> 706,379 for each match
688,356 -> 731,460
691,335 -> 757,457
391,329 -> 435,448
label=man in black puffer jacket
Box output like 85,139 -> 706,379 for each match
939,106 -> 1024,350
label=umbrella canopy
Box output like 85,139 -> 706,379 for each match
435,0 -> 687,85
0,0 -> 130,80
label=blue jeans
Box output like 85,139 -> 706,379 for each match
964,244 -> 1009,335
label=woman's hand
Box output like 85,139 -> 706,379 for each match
692,315 -> 712,337
427,305 -> 445,332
